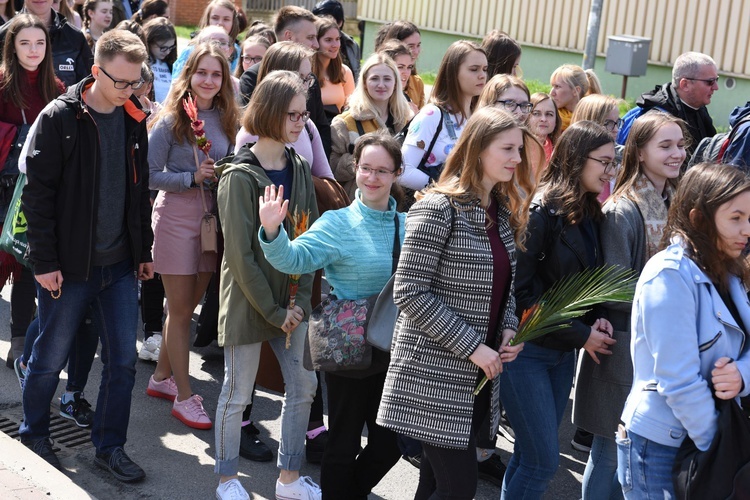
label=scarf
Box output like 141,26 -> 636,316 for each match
629,174 -> 673,259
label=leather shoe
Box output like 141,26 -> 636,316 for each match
95,447 -> 146,483
478,453 -> 506,486
239,424 -> 273,462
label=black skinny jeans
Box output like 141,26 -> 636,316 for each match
320,370 -> 401,500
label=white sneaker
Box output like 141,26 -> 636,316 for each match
216,479 -> 249,500
138,333 -> 162,362
275,476 -> 321,500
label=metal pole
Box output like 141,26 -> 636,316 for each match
582,0 -> 604,70
621,75 -> 628,99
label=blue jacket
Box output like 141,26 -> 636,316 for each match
621,240 -> 750,451
723,102 -> 750,169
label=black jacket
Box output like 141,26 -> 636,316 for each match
636,82 -> 716,154
22,76 -> 153,280
0,10 -> 93,88
239,64 -> 332,158
515,201 -> 602,351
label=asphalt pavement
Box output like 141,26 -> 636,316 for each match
0,280 -> 586,500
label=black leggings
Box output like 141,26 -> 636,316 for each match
415,432 -> 478,500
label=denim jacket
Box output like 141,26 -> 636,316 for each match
621,239 -> 750,451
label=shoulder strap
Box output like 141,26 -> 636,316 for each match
391,213 -> 400,274
417,107 -> 444,171
355,119 -> 365,136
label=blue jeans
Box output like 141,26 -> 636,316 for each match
214,322 -> 317,475
583,434 -> 624,500
499,342 -> 575,499
20,260 -> 139,455
23,313 -> 99,393
617,429 -> 678,499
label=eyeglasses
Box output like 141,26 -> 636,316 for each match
496,100 -> 533,114
155,43 -> 176,53
287,111 -> 310,122
603,118 -> 623,132
684,77 -> 720,86
587,156 -> 617,174
357,165 -> 396,176
98,66 -> 145,90
209,39 -> 232,49
242,55 -> 263,64
299,73 -> 315,86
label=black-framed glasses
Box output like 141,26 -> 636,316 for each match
242,55 -> 263,64
299,73 -> 315,86
684,77 -> 719,86
98,66 -> 145,90
357,165 -> 396,176
603,118 -> 623,132
496,100 -> 533,114
587,156 -> 617,174
287,111 -> 310,122
155,43 -> 176,53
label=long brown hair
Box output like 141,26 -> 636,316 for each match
663,163 -> 750,291
425,106 -> 536,250
540,121 -> 613,224
198,0 -> 240,40
481,30 -> 522,79
431,40 -> 486,124
613,112 -> 689,199
0,14 -> 61,110
151,43 -> 239,145
530,92 -> 561,144
312,16 -> 345,85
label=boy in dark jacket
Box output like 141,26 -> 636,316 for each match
19,30 -> 153,482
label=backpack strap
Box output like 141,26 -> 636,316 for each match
354,119 -> 365,137
416,107 -> 444,172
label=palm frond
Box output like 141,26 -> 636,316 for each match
474,265 -> 637,395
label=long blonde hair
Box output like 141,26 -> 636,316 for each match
426,106 -> 536,250
347,53 -> 412,128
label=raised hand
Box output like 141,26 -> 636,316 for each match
259,185 -> 289,241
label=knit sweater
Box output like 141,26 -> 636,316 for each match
0,69 -> 65,126
260,192 -> 405,301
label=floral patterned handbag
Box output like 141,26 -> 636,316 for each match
303,214 -> 400,372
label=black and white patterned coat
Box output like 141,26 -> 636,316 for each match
376,191 -> 519,449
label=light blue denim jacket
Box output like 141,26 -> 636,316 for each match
621,239 -> 750,451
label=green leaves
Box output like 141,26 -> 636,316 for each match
474,265 -> 637,395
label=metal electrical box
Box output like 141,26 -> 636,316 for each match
605,36 -> 652,77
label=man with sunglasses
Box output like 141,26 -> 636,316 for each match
18,30 -> 153,482
618,51 -> 718,156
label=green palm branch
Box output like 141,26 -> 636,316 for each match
474,265 -> 638,395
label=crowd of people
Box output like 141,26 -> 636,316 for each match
1,0 -> 750,499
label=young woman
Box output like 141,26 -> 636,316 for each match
146,43 -> 238,430
550,64 -> 591,132
313,15 -> 354,121
0,0 -> 14,24
377,106 -> 529,499
528,92 -> 560,164
576,112 -> 688,500
52,0 -> 82,29
330,52 -> 412,200
258,132 -> 405,500
374,21 -> 425,109
142,16 -> 176,104
213,70 -> 320,500
481,30 -> 522,79
235,41 -> 333,180
399,40 -> 487,192
571,94 -> 624,201
235,34 -> 270,77
500,121 -> 617,499
82,0 -> 113,52
2,13 -> 65,370
617,162 -> 750,498
377,39 -> 419,114
172,0 -> 240,77
478,74 -> 532,124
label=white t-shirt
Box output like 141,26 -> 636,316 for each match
151,59 -> 172,104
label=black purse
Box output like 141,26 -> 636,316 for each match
303,213 -> 400,371
672,396 -> 750,499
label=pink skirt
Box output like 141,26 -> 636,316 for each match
151,189 -> 217,275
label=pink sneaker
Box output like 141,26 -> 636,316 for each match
146,375 -> 178,401
172,394 -> 212,430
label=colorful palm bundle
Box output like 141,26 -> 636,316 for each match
473,265 -> 638,395
286,207 -> 311,348
182,92 -> 212,157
